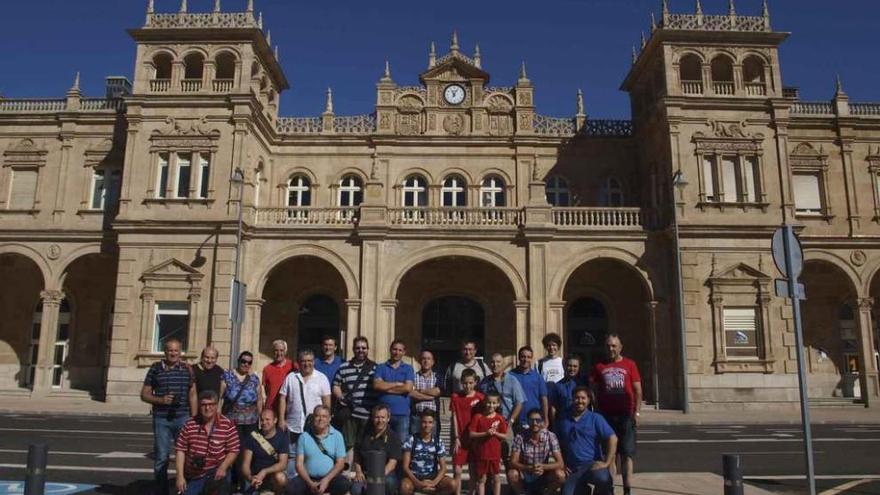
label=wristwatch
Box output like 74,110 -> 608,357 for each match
635,412 -> 640,417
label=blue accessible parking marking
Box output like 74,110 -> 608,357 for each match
0,482 -> 97,494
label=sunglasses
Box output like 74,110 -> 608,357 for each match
528,417 -> 544,424
200,402 -> 217,408
239,359 -> 253,365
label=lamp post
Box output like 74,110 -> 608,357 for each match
229,167 -> 245,369
672,170 -> 690,414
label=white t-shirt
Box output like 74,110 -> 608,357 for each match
280,370 -> 331,433
538,356 -> 564,383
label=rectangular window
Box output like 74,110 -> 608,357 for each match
721,156 -> 738,203
91,170 -> 106,209
198,155 -> 210,199
723,307 -> 759,359
702,156 -> 717,201
743,156 -> 758,203
154,302 -> 189,352
793,173 -> 822,214
157,153 -> 170,198
9,168 -> 38,210
175,153 -> 191,198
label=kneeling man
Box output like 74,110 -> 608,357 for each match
508,408 -> 565,495
241,408 -> 289,494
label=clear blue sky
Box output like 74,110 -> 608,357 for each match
0,0 -> 877,118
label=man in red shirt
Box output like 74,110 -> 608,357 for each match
590,334 -> 642,495
262,339 -> 297,415
175,390 -> 240,495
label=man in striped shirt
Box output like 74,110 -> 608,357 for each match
332,336 -> 377,450
140,337 -> 195,495
175,390 -> 240,495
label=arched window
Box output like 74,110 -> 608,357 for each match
441,175 -> 467,207
600,177 -> 624,207
743,55 -> 767,96
298,295 -> 340,353
402,175 -> 427,207
215,52 -> 237,79
711,55 -> 735,95
182,53 -> 205,92
287,175 -> 311,207
545,175 -> 570,206
679,54 -> 703,95
422,296 -> 485,379
566,297 -> 608,370
152,53 -> 173,80
338,175 -> 363,207
480,175 -> 506,207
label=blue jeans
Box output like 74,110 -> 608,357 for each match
153,414 -> 189,495
389,415 -> 409,438
350,472 -> 399,495
562,465 -> 612,495
184,470 -> 231,495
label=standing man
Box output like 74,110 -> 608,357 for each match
174,390 -> 240,495
507,408 -> 566,495
444,340 -> 489,395
241,408 -> 290,495
479,353 -> 526,429
279,349 -> 332,448
549,355 -> 585,430
510,346 -> 549,432
350,404 -> 402,495
140,337 -> 195,495
263,339 -> 296,415
191,345 -> 225,399
410,349 -> 442,438
315,334 -> 344,383
332,336 -> 377,451
289,405 -> 351,495
374,339 -> 415,436
537,333 -> 565,384
556,387 -> 617,495
590,334 -> 642,495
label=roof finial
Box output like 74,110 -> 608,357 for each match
519,61 -> 528,81
274,45 -> 279,60
247,0 -> 254,13
762,0 -> 771,29
258,12 -> 263,29
428,42 -> 437,68
835,74 -> 846,96
695,0 -> 703,16
71,72 -> 81,91
728,0 -> 736,16
324,87 -> 334,113
214,0 -> 221,13
576,88 -> 585,116
651,12 -> 657,32
381,60 -> 393,82
632,45 -> 638,64
474,44 -> 482,68
451,30 -> 459,52
147,0 -> 155,14
179,0 -> 187,13
266,30 -> 272,46
640,31 -> 647,50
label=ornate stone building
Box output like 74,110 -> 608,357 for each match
1,0 -> 878,411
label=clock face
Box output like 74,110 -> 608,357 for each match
444,84 -> 466,105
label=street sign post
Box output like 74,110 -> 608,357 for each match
771,224 -> 816,495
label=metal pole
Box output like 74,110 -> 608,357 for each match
722,454 -> 744,495
230,169 -> 244,369
672,199 -> 690,413
24,443 -> 48,495
783,224 -> 816,495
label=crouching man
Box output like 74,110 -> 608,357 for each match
507,408 -> 565,494
241,408 -> 289,494
175,390 -> 240,495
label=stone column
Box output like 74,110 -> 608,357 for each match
53,134 -> 74,222
857,297 -> 880,406
242,298 -> 264,358
514,300 -> 530,353
33,290 -> 63,396
343,299 -> 362,359
377,299 -> 398,363
647,300 -> 661,407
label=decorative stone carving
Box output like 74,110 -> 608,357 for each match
47,244 -> 61,260
850,249 -> 867,267
157,116 -> 215,137
442,114 -> 465,135
485,95 -> 513,114
709,119 -> 749,138
379,113 -> 391,129
532,161 -> 542,181
397,95 -> 424,114
4,138 -> 48,167
398,114 -> 421,135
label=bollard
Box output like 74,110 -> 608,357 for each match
722,454 -> 743,495
24,443 -> 48,495
363,449 -> 388,495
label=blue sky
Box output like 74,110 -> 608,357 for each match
0,0 -> 878,118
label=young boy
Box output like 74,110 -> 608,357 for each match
468,392 -> 508,495
401,410 -> 456,495
450,368 -> 484,495
537,333 -> 564,384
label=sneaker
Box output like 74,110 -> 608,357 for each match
623,488 -> 632,495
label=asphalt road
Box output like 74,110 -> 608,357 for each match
0,414 -> 877,494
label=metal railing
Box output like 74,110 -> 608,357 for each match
389,207 -> 522,227
552,207 -> 643,229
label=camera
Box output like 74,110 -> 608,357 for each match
192,456 -> 206,470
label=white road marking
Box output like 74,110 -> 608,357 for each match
0,463 -> 160,474
0,449 -> 114,456
97,451 -> 148,459
0,427 -> 150,436
641,437 -> 879,444
723,451 -> 824,455
819,479 -> 873,495
747,475 -> 880,480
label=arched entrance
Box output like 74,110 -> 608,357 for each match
0,253 -> 45,391
395,256 -> 516,375
562,258 -> 657,404
260,256 -> 348,361
297,295 -> 341,353
801,260 -> 864,400
422,296 -> 485,376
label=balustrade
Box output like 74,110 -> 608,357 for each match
552,207 -> 643,229
389,207 -> 522,227
744,82 -> 766,96
150,79 -> 171,92
851,103 -> 880,116
681,80 -> 704,95
181,79 -> 203,93
712,81 -> 735,96
255,207 -> 358,225
213,79 -> 235,92
0,99 -> 66,112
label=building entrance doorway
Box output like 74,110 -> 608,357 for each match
297,295 -> 340,354
566,297 -> 608,373
422,296 -> 485,379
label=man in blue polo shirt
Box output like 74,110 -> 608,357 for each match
549,354 -> 586,431
556,386 -> 617,495
373,339 -> 415,436
315,335 -> 344,382
510,346 -> 548,432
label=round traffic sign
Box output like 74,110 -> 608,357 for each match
772,226 -> 803,278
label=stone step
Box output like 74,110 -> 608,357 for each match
808,397 -> 865,408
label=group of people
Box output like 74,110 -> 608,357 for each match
142,332 -> 642,495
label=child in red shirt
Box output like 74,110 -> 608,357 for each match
468,392 -> 508,495
450,368 -> 484,495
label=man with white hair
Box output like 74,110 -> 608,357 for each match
262,339 -> 297,415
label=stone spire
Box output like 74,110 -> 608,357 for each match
575,88 -> 586,132
651,12 -> 657,32
71,72 -> 81,92
214,0 -> 221,12
274,45 -> 279,60
835,74 -> 846,97
324,87 -> 334,114
833,74 -> 849,116
266,30 -> 272,46
258,12 -> 263,29
576,88 -> 585,116
695,0 -> 703,16
728,0 -> 736,16
762,0 -> 771,29
518,61 -> 529,82
450,30 -> 460,52
179,0 -> 187,13
381,60 -> 393,82
474,44 -> 482,68
640,31 -> 647,50
428,42 -> 436,68
147,0 -> 155,14
247,0 -> 254,13
632,45 -> 637,64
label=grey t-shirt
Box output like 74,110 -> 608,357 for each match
444,359 -> 489,394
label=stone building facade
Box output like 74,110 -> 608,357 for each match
1,0 -> 879,411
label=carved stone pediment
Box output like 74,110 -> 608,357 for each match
709,262 -> 771,285
3,138 -> 48,168
484,94 -> 514,114
789,142 -> 827,169
84,138 -> 124,166
693,120 -> 764,154
141,258 -> 203,283
420,54 -> 489,84
397,94 -> 425,114
150,117 -> 220,150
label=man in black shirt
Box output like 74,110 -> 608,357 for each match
191,346 -> 224,401
351,404 -> 401,495
241,408 -> 290,495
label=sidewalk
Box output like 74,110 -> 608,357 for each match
626,473 -> 777,495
